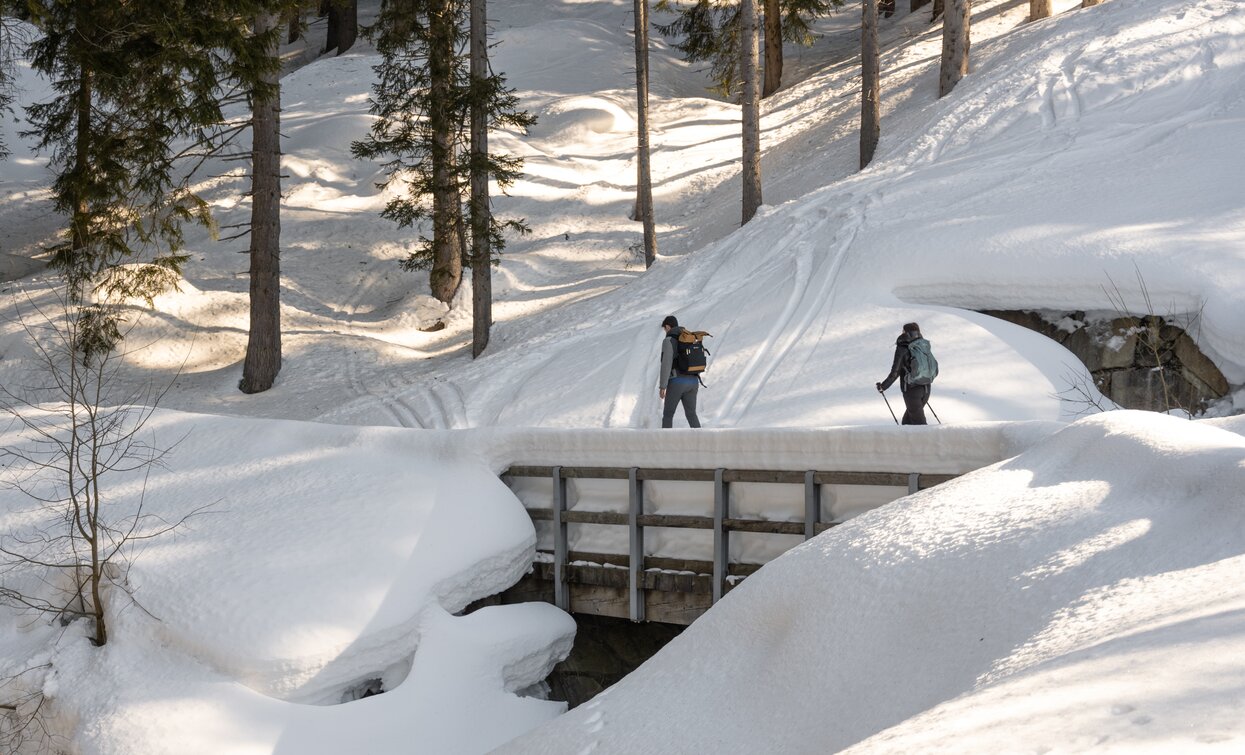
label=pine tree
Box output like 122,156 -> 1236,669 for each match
354,0 -> 533,308
19,0 -> 243,346
1029,0 -> 1051,21
655,0 -> 840,99
239,10 -> 286,393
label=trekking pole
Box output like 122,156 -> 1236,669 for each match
878,387 -> 899,425
927,401 -> 942,425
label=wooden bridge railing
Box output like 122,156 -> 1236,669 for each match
503,465 -> 958,624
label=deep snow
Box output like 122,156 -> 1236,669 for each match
498,411 -> 1245,754
1,0 -> 1243,752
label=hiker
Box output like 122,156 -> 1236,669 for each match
659,315 -> 702,429
876,321 -> 935,425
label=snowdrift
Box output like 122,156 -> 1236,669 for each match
0,410 -> 575,753
497,411 -> 1245,753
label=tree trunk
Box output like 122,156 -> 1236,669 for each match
287,10 -> 301,44
762,0 -> 782,98
860,0 -> 880,170
470,0 -> 491,357
1081,0 -> 1101,6
740,0 -> 762,225
938,0 -> 970,98
429,0 -> 463,304
1029,0 -> 1052,21
241,13 -> 283,394
325,0 -> 357,55
932,0 -> 944,21
911,0 -> 930,11
634,0 -> 658,268
70,67 -> 92,274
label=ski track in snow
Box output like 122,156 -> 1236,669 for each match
715,202 -> 863,427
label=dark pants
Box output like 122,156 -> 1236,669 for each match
902,384 -> 930,425
662,379 -> 701,428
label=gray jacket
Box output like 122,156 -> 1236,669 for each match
658,327 -> 683,390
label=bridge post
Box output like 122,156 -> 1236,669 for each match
804,470 -> 821,540
628,467 -> 645,622
553,466 -> 569,612
908,473 -> 919,495
713,468 -> 729,603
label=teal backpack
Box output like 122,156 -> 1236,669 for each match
906,338 -> 939,386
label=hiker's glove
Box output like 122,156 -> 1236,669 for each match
875,382 -> 884,393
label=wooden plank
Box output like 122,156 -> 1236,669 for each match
560,466 -> 632,480
722,469 -> 807,484
636,468 -> 717,482
506,465 -> 555,478
509,466 -> 959,488
918,473 -> 959,489
540,550 -> 763,577
804,470 -> 820,540
628,468 -> 645,623
713,468 -> 728,603
813,471 -> 910,486
553,467 -> 568,612
562,510 -> 628,526
814,521 -> 840,534
723,518 -> 805,535
531,509 -> 812,534
636,513 -> 714,529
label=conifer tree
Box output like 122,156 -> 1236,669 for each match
655,0 -> 840,98
239,9 -> 286,393
18,0 -> 243,349
354,0 -> 533,308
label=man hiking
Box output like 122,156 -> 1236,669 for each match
876,321 -> 936,425
659,315 -> 702,428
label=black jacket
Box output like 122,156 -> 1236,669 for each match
879,331 -> 915,392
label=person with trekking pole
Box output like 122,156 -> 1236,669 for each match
876,322 -> 938,425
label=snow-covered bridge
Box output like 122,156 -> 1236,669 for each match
485,423 -> 1063,624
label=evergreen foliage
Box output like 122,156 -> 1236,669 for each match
21,1 -> 217,302
18,0 -> 294,352
655,0 -> 840,97
0,13 -> 19,163
353,0 -> 534,284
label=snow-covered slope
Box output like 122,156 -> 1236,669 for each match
12,0 -> 1242,430
497,411 -> 1245,753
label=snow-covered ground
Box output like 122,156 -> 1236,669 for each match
499,411 -> 1245,754
1,0 -> 1244,751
